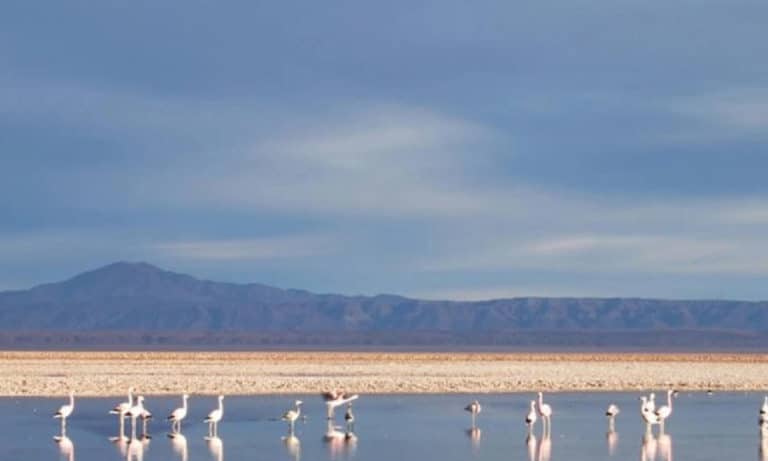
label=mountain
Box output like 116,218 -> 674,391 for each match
1,262 -> 768,348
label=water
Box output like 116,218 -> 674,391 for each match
1,392 -> 764,461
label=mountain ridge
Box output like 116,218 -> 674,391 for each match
2,262 -> 768,348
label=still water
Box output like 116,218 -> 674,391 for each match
1,393 -> 764,461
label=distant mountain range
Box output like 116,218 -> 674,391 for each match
1,262 -> 767,349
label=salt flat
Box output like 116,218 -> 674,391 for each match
2,351 -> 768,396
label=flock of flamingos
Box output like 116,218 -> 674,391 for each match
48,388 -> 768,460
51,388 -> 359,460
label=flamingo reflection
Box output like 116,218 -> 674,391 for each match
168,433 -> 188,461
282,433 -> 301,461
606,430 -> 618,456
206,435 -> 223,461
526,434 -> 537,461
466,426 -> 481,451
54,435 -> 74,461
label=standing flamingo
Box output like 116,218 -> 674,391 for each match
606,403 -> 620,432
110,386 -> 135,439
525,400 -> 538,433
53,392 -> 75,435
344,402 -> 355,433
126,396 -> 147,440
168,394 -> 190,434
465,400 -> 482,427
654,390 -> 674,432
536,392 -> 552,436
639,396 -> 659,434
282,400 -> 304,433
204,395 -> 225,437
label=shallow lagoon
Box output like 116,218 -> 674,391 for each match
3,393 -> 765,461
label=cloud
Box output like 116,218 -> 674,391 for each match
133,104 -> 508,218
152,234 -> 335,261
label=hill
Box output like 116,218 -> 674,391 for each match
1,262 -> 767,348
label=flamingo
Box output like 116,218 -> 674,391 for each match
525,400 -> 538,432
606,403 -> 620,432
655,390 -> 674,431
643,392 -> 656,413
761,396 -> 768,416
464,400 -> 482,427
639,396 -> 659,433
53,391 -> 75,434
139,404 -> 153,439
282,400 -> 303,433
322,390 -> 359,419
110,387 -> 135,439
204,395 -> 224,437
537,392 -> 552,435
167,394 -> 189,433
109,387 -> 135,438
126,396 -> 147,440
344,402 -> 355,433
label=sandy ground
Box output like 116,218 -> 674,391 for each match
2,351 -> 768,396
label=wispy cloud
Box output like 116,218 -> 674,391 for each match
152,234 -> 335,261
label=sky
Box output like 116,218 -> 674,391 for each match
1,1 -> 767,300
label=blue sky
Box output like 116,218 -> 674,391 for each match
2,1 -> 767,300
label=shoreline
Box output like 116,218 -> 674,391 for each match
2,351 -> 768,397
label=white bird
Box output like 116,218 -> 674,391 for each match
110,387 -> 135,439
344,402 -> 355,433
204,395 -> 225,437
322,390 -> 359,419
139,405 -> 153,438
525,400 -> 538,431
645,393 -> 656,414
654,390 -> 674,430
167,394 -> 189,433
606,403 -> 620,432
761,396 -> 768,416
465,400 -> 482,427
126,395 -> 147,440
537,392 -> 552,435
110,387 -> 135,417
639,396 -> 659,429
53,391 -> 75,434
282,400 -> 304,432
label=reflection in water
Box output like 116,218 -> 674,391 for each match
537,434 -> 551,461
206,435 -> 223,461
658,433 -> 672,461
325,419 -> 357,460
606,430 -> 618,456
641,433 -> 658,461
526,434 -> 537,461
282,434 -> 301,461
112,436 -> 128,458
465,426 -> 481,452
640,433 -> 673,461
760,434 -> 768,461
125,439 -> 145,461
168,433 -> 188,461
54,435 -> 74,461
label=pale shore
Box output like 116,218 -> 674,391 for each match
2,351 -> 768,397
